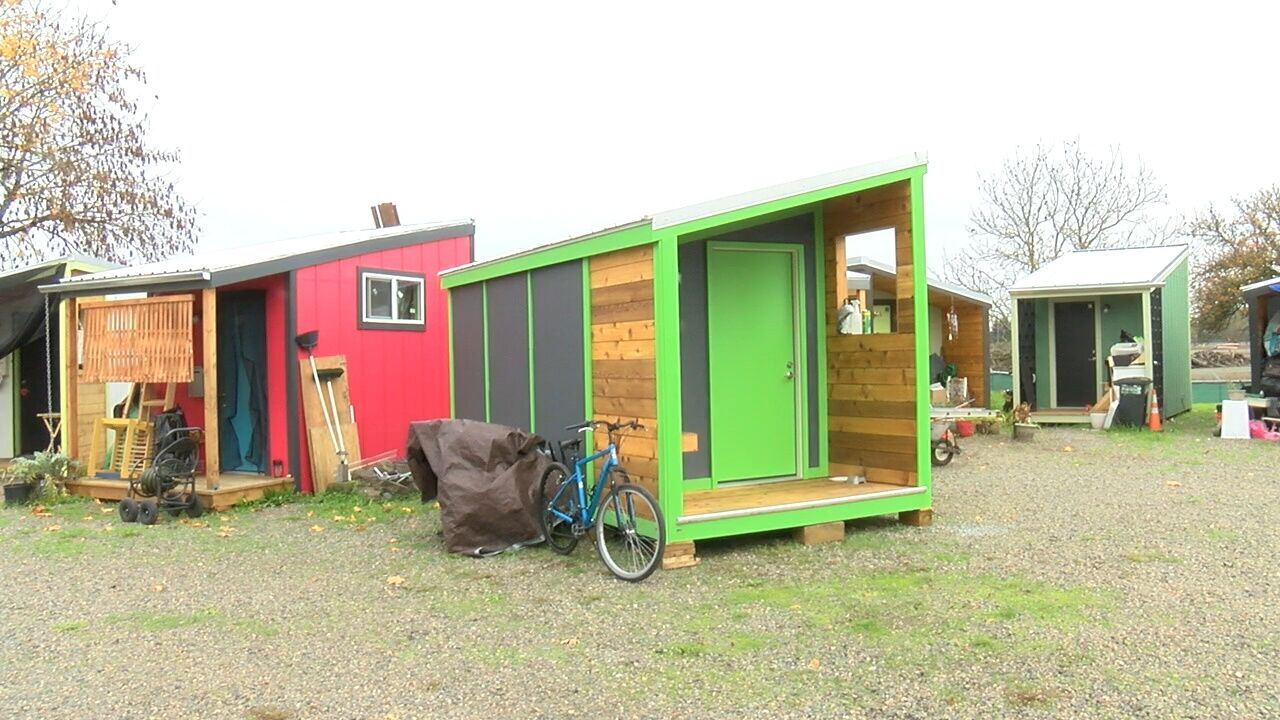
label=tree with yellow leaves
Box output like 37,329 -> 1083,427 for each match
0,0 -> 195,268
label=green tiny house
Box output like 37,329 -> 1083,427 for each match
1009,245 -> 1193,423
441,155 -> 935,559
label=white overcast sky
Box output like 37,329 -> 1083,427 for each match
69,0 -> 1280,270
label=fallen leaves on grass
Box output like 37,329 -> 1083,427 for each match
30,505 -> 51,517
807,659 -> 821,670
1062,445 -> 1074,453
80,514 -> 94,521
352,506 -> 363,513
43,524 -> 62,533
99,507 -> 113,514
560,638 -> 580,647
1165,480 -> 1183,489
152,583 -> 165,593
216,527 -> 237,538
309,525 -> 324,534
385,575 -> 405,587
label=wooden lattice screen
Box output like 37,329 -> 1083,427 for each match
80,296 -> 195,383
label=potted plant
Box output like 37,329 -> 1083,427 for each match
5,452 -> 83,504
1012,402 -> 1039,441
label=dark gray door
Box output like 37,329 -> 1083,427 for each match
1053,301 -> 1096,407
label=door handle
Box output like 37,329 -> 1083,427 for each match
785,371 -> 795,380
785,360 -> 795,379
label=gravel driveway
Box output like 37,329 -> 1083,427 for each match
0,410 -> 1276,719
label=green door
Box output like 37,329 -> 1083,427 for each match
707,245 -> 799,483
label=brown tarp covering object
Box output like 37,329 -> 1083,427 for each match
405,419 -> 550,556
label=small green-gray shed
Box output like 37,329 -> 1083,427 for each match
1009,245 -> 1192,423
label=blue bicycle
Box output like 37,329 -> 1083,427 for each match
539,419 -> 666,581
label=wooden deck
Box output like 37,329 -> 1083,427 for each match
64,474 -> 295,511
1030,407 -> 1092,424
680,477 -> 925,524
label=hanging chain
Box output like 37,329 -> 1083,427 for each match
44,293 -> 53,415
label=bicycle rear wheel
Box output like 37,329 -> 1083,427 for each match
539,462 -> 579,555
594,481 -> 665,582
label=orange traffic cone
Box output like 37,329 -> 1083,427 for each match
1148,388 -> 1163,432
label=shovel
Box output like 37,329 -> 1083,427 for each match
295,330 -> 349,487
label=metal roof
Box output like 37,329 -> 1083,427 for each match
440,153 -> 928,280
1008,244 -> 1191,296
41,220 -> 473,296
651,153 -> 927,230
846,256 -> 993,307
0,254 -> 118,283
1242,274 -> 1280,298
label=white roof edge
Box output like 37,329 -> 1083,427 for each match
52,220 -> 471,288
1009,282 -> 1163,297
1243,275 -> 1280,294
651,152 -> 927,230
0,254 -> 119,281
845,255 -> 992,307
1150,244 -> 1192,284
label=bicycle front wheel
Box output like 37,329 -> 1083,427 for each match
594,482 -> 665,582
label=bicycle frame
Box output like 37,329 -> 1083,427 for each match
547,441 -> 619,527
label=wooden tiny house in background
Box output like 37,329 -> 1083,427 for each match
40,218 -> 473,505
443,155 -> 935,561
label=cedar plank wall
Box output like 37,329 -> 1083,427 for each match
823,181 -> 919,484
939,300 -> 988,406
589,245 -> 659,500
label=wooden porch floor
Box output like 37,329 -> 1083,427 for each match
680,478 -> 925,524
65,474 -> 295,511
1030,407 -> 1092,424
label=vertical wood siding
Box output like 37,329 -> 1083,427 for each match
589,244 -> 659,500
939,300 -> 989,406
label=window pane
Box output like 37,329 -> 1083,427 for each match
366,277 -> 393,319
396,279 -> 421,321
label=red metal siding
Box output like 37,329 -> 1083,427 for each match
293,234 -> 470,492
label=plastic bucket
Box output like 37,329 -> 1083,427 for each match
1090,412 -> 1107,430
955,420 -> 975,437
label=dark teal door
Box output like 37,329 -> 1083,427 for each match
706,245 -> 799,483
217,291 -> 268,472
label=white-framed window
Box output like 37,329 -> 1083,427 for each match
359,268 -> 425,330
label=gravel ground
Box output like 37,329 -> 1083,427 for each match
0,410 -> 1276,719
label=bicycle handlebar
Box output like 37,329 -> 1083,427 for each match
565,419 -> 645,434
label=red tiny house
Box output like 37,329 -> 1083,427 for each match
44,220 -> 474,504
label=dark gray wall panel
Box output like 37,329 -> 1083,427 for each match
485,274 -> 531,429
451,284 -> 486,421
678,242 -> 710,478
531,261 -> 586,448
679,213 -> 820,474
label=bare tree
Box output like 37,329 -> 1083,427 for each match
1187,186 -> 1280,334
0,1 -> 196,269
944,141 -> 1171,339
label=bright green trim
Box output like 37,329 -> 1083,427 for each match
671,490 -> 929,543
481,283 -> 490,422
441,222 -> 652,289
662,167 -> 924,241
653,232 -> 683,534
682,477 -> 713,491
706,241 -> 806,484
675,204 -> 817,245
580,259 -> 593,468
810,207 -> 828,478
909,174 -> 932,493
447,291 -> 455,417
526,275 -> 536,431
